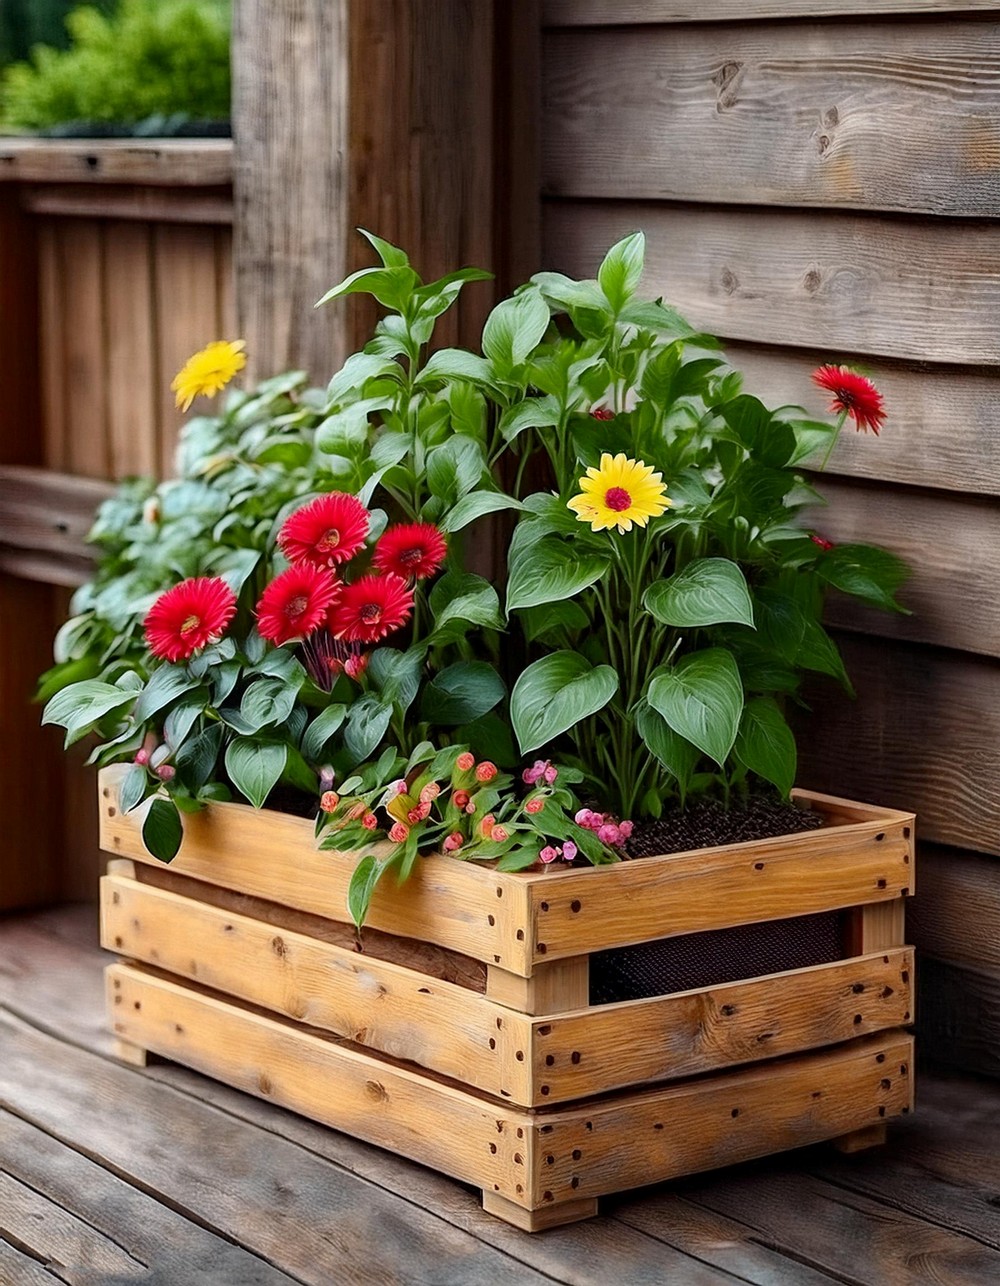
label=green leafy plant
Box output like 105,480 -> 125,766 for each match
1,0 -> 230,132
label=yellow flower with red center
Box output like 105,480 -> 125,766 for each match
567,453 -> 670,533
171,339 -> 247,411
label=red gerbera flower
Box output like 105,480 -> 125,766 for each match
256,564 -> 340,645
371,522 -> 447,582
329,573 -> 414,643
812,365 -> 886,435
277,492 -> 370,568
144,577 -> 237,663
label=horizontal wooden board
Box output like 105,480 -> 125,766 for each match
102,869 -> 913,1105
544,1 -> 1000,22
798,634 -> 1000,857
805,476 -> 1000,658
0,139 -> 234,187
108,962 -> 913,1212
100,768 -> 912,973
0,465 -> 110,565
543,201 -> 1000,364
22,184 -> 234,225
544,21 -> 1000,217
917,955 -> 1000,1079
733,344 -> 1000,496
907,844 -> 1000,973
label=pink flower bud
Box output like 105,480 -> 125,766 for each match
475,761 -> 498,783
453,790 -> 470,810
522,759 -> 547,785
525,796 -> 544,815
419,782 -> 441,804
618,819 -> 634,839
361,811 -> 378,831
320,790 -> 340,813
393,779 -> 409,795
539,845 -> 560,864
456,751 -> 475,772
344,652 -> 368,680
465,800 -> 477,815
319,764 -> 336,791
407,801 -> 431,824
443,831 -> 464,852
480,814 -> 496,838
134,749 -> 150,766
542,763 -> 558,784
155,764 -> 175,782
492,825 -> 509,842
388,822 -> 409,844
562,840 -> 577,861
575,808 -> 595,828
598,822 -> 621,846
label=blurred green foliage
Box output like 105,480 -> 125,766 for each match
1,0 -> 230,132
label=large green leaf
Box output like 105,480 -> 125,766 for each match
646,648 -> 744,767
510,652 -> 619,755
429,572 -> 505,637
597,231 -> 645,313
348,854 -> 393,929
720,395 -> 796,468
440,491 -> 523,534
420,662 -> 505,726
506,537 -> 609,613
301,704 -> 347,763
734,698 -> 797,797
343,695 -> 394,764
41,679 -> 137,747
644,558 -> 754,629
818,544 -> 910,614
499,395 -> 561,444
133,665 -> 200,724
224,739 -> 287,809
482,289 -> 550,378
240,677 -> 298,734
634,699 -> 700,785
141,798 -> 183,864
175,724 -> 224,792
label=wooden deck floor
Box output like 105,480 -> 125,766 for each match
1,907 -> 999,1286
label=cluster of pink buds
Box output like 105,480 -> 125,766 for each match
480,815 -> 509,843
521,759 -> 558,786
539,840 -> 578,865
575,809 -> 633,847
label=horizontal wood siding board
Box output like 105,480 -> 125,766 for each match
907,844 -> 1000,973
543,200 -> 1000,364
0,466 -> 111,563
917,955 -> 1000,1079
805,476 -> 1000,658
798,633 -> 1000,857
543,1 -> 1000,24
543,22 -> 1000,218
21,185 -> 234,225
732,343 -> 1000,496
0,140 -> 233,187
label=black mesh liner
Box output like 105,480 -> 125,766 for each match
589,910 -> 843,1005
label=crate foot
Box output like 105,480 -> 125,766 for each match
112,1037 -> 151,1068
482,1190 -> 598,1231
830,1123 -> 887,1154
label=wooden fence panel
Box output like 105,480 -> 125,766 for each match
544,1 -> 1000,23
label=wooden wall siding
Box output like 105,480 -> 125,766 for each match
543,7 -> 1000,1078
38,217 -> 235,482
544,22 -> 1000,218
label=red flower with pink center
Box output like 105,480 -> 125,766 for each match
329,573 -> 414,643
812,365 -> 886,435
144,576 -> 237,663
372,522 -> 447,582
277,492 -> 370,568
256,564 -> 340,645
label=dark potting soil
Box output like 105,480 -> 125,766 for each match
591,795 -> 839,1006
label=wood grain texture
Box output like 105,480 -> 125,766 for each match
107,962 -> 913,1217
60,220 -> 110,479
0,139 -> 233,186
37,219 -> 67,469
908,844 -> 1000,973
798,634 -> 1000,857
543,200 -> 1000,363
733,343 -> 1000,496
544,0 -> 1000,22
0,466 -> 111,575
103,223 -> 158,479
21,184 -> 234,224
543,21 -> 1000,217
805,476 -> 1000,658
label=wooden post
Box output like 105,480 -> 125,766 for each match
231,0 -> 540,380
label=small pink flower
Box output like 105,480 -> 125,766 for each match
492,825 -> 509,842
539,845 -> 560,864
618,820 -> 634,840
361,811 -> 378,831
525,796 -> 545,815
522,759 -> 548,785
319,764 -> 336,790
598,822 -> 622,845
344,652 -> 369,680
475,761 -> 498,783
480,814 -> 496,838
456,751 -> 475,772
575,808 -> 599,829
320,790 -> 340,813
408,801 -> 431,824
542,763 -> 558,785
393,780 -> 409,796
419,782 -> 441,804
389,822 -> 409,843
453,790 -> 470,810
465,800 -> 477,815
155,764 -> 175,782
134,749 -> 150,766
562,840 -> 577,861
443,831 -> 464,852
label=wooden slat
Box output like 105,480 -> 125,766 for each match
0,139 -> 233,186
544,22 -> 1000,218
543,201 -> 1000,364
733,343 -> 1000,497
60,220 -> 110,478
37,219 -> 67,469
103,223 -> 159,479
21,184 -> 234,224
543,0 -> 1000,22
108,963 -> 914,1212
806,476 -> 1000,658
907,844 -> 1000,973
799,634 -> 1000,857
0,466 -> 111,565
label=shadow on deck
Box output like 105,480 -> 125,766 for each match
1,905 -> 998,1285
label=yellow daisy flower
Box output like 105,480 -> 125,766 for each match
567,452 -> 670,533
171,339 -> 247,412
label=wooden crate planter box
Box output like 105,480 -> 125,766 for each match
98,765 -> 916,1231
